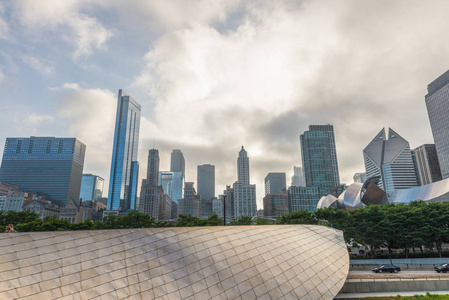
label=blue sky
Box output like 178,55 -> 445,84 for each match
1,0 -> 449,207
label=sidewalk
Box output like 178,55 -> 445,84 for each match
335,290 -> 449,299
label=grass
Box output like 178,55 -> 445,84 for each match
362,293 -> 449,299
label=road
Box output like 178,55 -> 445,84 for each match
350,270 -> 438,275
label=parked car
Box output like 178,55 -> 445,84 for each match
372,265 -> 401,273
435,263 -> 449,273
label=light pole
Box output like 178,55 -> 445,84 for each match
223,194 -> 226,226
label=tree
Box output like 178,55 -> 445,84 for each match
229,216 -> 253,225
276,210 -> 317,225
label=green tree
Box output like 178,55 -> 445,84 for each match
276,210 -> 317,225
229,216 -> 253,225
255,218 -> 272,225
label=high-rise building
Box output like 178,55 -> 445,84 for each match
222,185 -> 234,223
107,90 -> 141,211
363,128 -> 418,197
353,172 -> 367,183
291,166 -> 305,187
139,149 -> 169,221
263,190 -> 288,217
170,149 -> 185,179
178,182 -> 200,217
197,164 -> 215,217
288,186 -> 320,212
233,146 -> 257,217
413,144 -> 442,186
237,146 -> 250,185
425,69 -> 449,179
147,149 -> 159,185
159,171 -> 183,204
300,125 -> 340,197
80,174 -> 104,201
264,172 -> 286,195
0,137 -> 86,205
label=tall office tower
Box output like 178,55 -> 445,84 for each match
170,149 -> 185,178
413,144 -> 442,186
353,172 -> 367,183
108,89 -> 141,211
212,197 -> 223,218
0,137 -> 86,205
80,174 -> 104,201
222,185 -> 234,223
159,171 -> 184,204
178,182 -> 200,217
139,149 -> 168,221
233,146 -> 257,217
425,69 -> 449,179
264,172 -> 286,195
288,186 -> 319,212
300,125 -> 340,197
291,166 -> 305,187
197,164 -> 215,217
147,149 -> 159,185
263,190 -> 288,217
237,146 -> 250,185
363,128 -> 418,197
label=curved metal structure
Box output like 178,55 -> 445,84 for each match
390,177 -> 449,203
0,225 -> 349,300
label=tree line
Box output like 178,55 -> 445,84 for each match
2,201 -> 449,259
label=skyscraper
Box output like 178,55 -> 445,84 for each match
237,146 -> 250,185
300,125 -> 340,197
413,144 -> 442,186
80,174 -> 104,201
233,146 -> 257,217
107,89 -> 141,211
139,149 -> 170,221
147,149 -> 160,185
0,137 -> 86,205
159,171 -> 183,204
197,164 -> 215,217
178,182 -> 200,217
291,166 -> 305,187
363,128 -> 418,196
425,69 -> 449,179
170,149 -> 185,179
264,172 -> 286,195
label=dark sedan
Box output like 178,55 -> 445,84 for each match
372,264 -> 401,273
435,263 -> 449,273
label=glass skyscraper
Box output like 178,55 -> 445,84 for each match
170,149 -> 185,178
425,69 -> 449,179
300,125 -> 340,197
0,137 -> 86,205
80,174 -> 104,201
107,89 -> 141,210
159,171 -> 183,204
264,172 -> 286,195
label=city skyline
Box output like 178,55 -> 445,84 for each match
1,1 -> 449,208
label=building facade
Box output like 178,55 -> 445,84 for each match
197,164 -> 215,218
0,137 -> 86,205
80,174 -> 104,201
170,149 -> 185,179
263,190 -> 289,217
23,199 -> 61,219
147,149 -> 159,186
363,128 -> 418,197
159,171 -> 183,204
178,182 -> 200,217
233,146 -> 257,217
300,125 -> 340,197
353,172 -> 367,183
291,166 -> 305,187
288,186 -> 320,212
425,69 -> 449,179
264,172 -> 286,195
413,144 -> 442,186
107,89 -> 141,211
237,146 -> 250,185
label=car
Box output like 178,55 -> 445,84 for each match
372,264 -> 401,273
435,263 -> 449,273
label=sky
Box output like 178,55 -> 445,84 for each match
1,0 -> 449,208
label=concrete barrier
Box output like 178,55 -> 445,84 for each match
340,278 -> 449,294
351,257 -> 449,266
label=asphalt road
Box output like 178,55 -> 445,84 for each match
350,270 -> 438,275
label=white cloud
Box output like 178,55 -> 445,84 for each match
12,0 -> 114,58
53,83 -> 117,188
21,56 -> 54,75
132,0 -> 449,205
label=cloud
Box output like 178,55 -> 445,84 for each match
53,83 -> 117,193
0,4 -> 8,40
13,114 -> 55,136
131,0 -> 449,206
12,0 -> 114,58
21,56 -> 54,75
